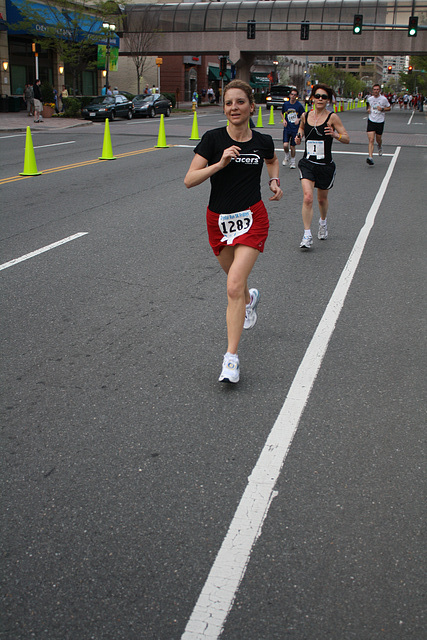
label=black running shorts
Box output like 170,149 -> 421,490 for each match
298,158 -> 336,190
367,119 -> 385,135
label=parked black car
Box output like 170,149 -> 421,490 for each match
81,95 -> 134,121
132,94 -> 172,118
116,91 -> 135,101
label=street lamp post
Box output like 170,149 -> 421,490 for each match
102,22 -> 116,93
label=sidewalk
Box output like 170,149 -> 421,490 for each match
0,102 -> 219,132
0,111 -> 92,132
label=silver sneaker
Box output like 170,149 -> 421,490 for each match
289,160 -> 296,169
300,234 -> 313,250
244,288 -> 260,330
219,353 -> 240,383
378,146 -> 383,156
282,154 -> 289,166
318,222 -> 328,240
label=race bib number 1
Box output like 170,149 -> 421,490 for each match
219,209 -> 253,245
306,140 -> 325,160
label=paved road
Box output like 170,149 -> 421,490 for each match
1,106 -> 426,639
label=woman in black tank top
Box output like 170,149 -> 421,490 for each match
294,84 -> 349,250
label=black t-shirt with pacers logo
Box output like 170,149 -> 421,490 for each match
194,127 -> 275,214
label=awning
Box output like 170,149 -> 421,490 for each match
208,65 -> 230,82
6,0 -> 120,46
250,73 -> 270,88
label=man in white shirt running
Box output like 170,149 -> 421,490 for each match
366,84 -> 391,166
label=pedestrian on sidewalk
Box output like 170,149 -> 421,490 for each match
294,83 -> 349,250
33,79 -> 43,123
23,83 -> 34,116
61,85 -> 69,112
184,79 -> 283,384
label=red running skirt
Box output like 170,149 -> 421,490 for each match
206,200 -> 269,256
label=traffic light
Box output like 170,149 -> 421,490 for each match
408,16 -> 418,37
219,56 -> 227,77
247,19 -> 256,40
300,21 -> 309,41
353,14 -> 363,34
408,65 -> 413,74
387,65 -> 392,74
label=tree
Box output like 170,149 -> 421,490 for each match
309,64 -> 365,97
8,0 -> 124,95
405,56 -> 427,94
123,6 -> 158,95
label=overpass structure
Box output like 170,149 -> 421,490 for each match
122,0 -> 427,82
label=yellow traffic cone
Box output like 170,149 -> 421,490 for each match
189,111 -> 200,140
156,114 -> 169,148
268,105 -> 275,125
99,119 -> 116,160
256,106 -> 263,127
305,102 -> 308,112
19,126 -> 42,176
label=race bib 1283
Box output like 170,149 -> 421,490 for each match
218,209 -> 253,245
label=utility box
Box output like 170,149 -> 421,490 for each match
0,96 -> 9,112
8,96 -> 21,112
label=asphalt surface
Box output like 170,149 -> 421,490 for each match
1,105 -> 426,640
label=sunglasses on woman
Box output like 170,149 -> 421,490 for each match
313,93 -> 328,99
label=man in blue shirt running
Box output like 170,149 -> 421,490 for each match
281,88 -> 305,169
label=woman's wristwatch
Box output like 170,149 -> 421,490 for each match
268,178 -> 281,186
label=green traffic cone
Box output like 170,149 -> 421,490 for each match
156,114 -> 169,148
19,126 -> 42,176
99,119 -> 116,160
268,105 -> 275,125
256,106 -> 263,128
189,111 -> 200,140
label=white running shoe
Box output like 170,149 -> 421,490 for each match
282,153 -> 289,166
218,352 -> 240,383
300,234 -> 313,250
378,146 -> 383,156
318,222 -> 328,240
244,288 -> 260,330
289,160 -> 296,169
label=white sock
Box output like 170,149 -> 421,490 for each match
319,219 -> 327,226
304,230 -> 312,237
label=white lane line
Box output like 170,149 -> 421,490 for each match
182,148 -> 401,640
34,141 -> 76,149
407,110 -> 414,125
0,232 -> 88,271
0,134 -> 26,139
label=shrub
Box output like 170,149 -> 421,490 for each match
41,81 -> 55,104
63,97 -> 82,117
163,92 -> 176,108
